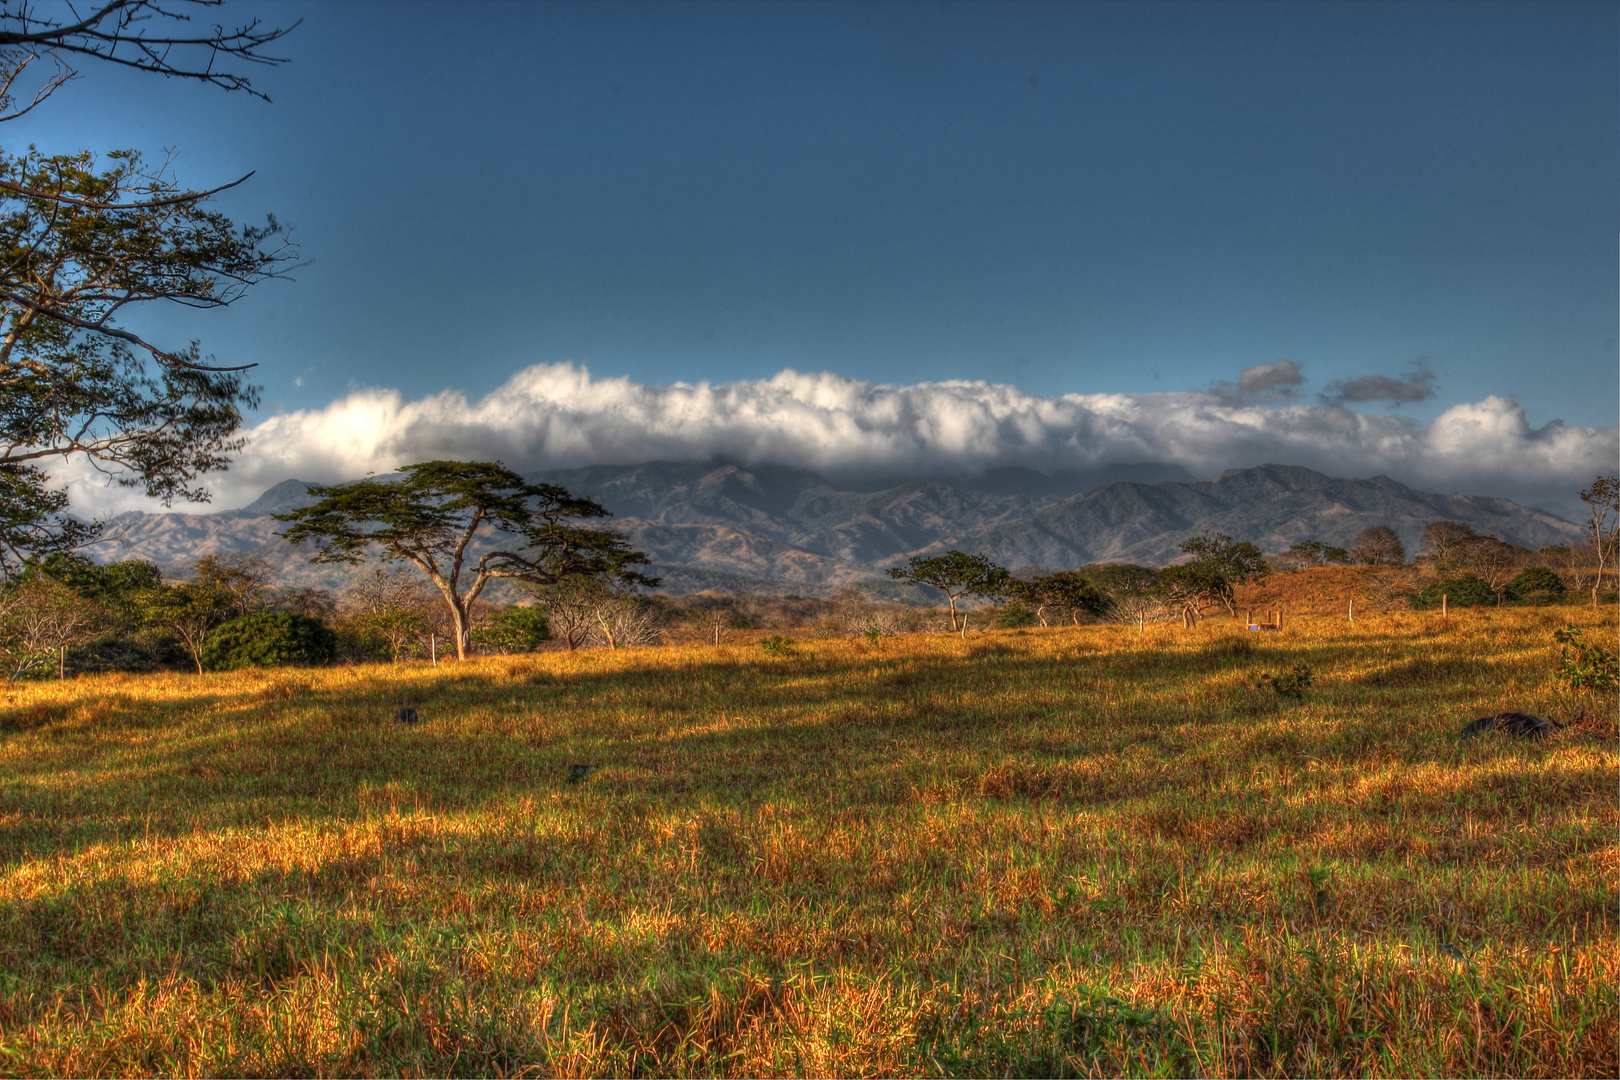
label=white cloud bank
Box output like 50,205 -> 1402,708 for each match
60,363 -> 1617,518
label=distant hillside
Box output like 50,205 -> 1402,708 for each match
84,462 -> 1584,594
944,464 -> 1582,568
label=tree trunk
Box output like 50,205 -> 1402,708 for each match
946,596 -> 960,632
450,603 -> 471,660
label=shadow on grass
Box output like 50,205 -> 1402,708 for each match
0,631 -> 1564,858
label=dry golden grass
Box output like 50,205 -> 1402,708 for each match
0,603 -> 1613,1077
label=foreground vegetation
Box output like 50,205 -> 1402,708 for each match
0,605 -> 1613,1077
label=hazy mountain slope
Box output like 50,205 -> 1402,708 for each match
84,462 -> 1584,593
945,464 -> 1584,567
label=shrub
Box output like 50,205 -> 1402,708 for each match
1257,664 -> 1314,700
1507,566 -> 1567,605
201,611 -> 337,671
67,637 -> 162,675
1553,625 -> 1619,693
1409,575 -> 1494,610
760,635 -> 796,655
478,605 -> 551,654
995,604 -> 1037,629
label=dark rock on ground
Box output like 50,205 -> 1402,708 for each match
1459,712 -> 1561,740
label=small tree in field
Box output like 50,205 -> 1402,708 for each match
1086,564 -> 1162,630
1349,526 -> 1406,567
136,579 -> 232,674
0,575 -> 100,679
1174,532 -> 1268,618
886,551 -> 1009,633
194,553 -> 274,617
1007,571 -> 1110,627
1579,475 -> 1619,604
278,460 -> 656,660
1283,540 -> 1349,568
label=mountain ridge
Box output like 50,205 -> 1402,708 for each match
84,462 -> 1584,594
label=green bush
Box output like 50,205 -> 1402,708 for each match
202,611 -> 337,671
478,605 -> 551,653
1410,575 -> 1494,610
994,604 -> 1037,629
1553,625 -> 1619,693
1507,566 -> 1567,605
68,637 -> 162,675
1257,664 -> 1314,700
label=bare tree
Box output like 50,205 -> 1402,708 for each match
1540,542 -> 1597,597
0,1 -> 297,106
696,606 -> 734,645
193,551 -> 272,616
1354,563 -> 1421,612
1349,526 -> 1406,566
272,584 -> 334,619
339,567 -> 432,662
1419,521 -> 1481,570
524,574 -> 602,652
1454,536 -> 1525,606
588,589 -> 662,650
0,575 -> 100,679
1580,475 -> 1619,604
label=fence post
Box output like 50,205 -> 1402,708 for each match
431,634 -> 437,665
1348,598 -> 1353,622
1442,594 -> 1448,618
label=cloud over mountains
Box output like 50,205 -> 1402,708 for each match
60,363 -> 1615,517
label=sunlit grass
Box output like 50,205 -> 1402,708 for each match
0,605 -> 1613,1077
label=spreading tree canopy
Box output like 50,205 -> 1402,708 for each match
886,550 -> 1009,632
278,460 -> 657,660
0,1 -> 298,574
1161,532 -> 1268,622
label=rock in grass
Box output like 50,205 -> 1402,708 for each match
393,705 -> 419,725
1459,712 -> 1560,740
566,763 -> 598,785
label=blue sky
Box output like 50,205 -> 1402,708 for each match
17,1 -> 1619,511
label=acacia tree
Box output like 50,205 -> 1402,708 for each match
0,2 -> 297,573
1173,532 -> 1268,618
278,460 -> 657,661
1007,570 -> 1109,627
886,550 -> 1009,633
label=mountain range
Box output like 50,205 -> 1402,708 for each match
85,462 -> 1585,595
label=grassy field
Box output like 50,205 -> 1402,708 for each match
0,603 -> 1614,1077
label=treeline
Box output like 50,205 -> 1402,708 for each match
884,513 -> 1615,633
1271,521 -> 1614,610
0,553 -> 562,681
